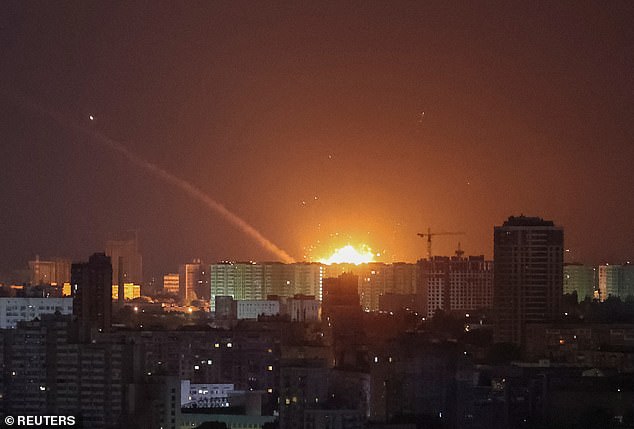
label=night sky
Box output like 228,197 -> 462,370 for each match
1,2 -> 632,279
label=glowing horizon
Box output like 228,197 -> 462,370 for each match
319,244 -> 375,265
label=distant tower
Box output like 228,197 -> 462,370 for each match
493,215 -> 564,347
28,256 -> 71,285
71,253 -> 113,341
106,231 -> 142,285
163,273 -> 180,295
179,259 -> 206,305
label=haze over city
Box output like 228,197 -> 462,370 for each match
1,2 -> 632,278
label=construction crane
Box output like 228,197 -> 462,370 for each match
417,228 -> 466,260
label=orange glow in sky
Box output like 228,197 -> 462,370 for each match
319,244 -> 375,265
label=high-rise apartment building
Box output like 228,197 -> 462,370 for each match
357,263 -> 387,312
209,262 -> 264,310
417,254 -> 493,318
493,215 -> 564,346
105,232 -> 142,285
597,263 -> 634,300
2,315 -> 124,428
563,263 -> 596,301
623,263 -> 634,298
71,253 -> 113,341
179,259 -> 207,305
358,263 -> 420,312
209,262 -> 323,311
325,263 -> 418,312
598,264 -> 621,300
263,262 -> 323,299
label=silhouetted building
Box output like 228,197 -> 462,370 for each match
369,334 -> 471,426
28,256 -> 71,285
323,273 -> 360,311
72,253 -> 112,341
324,263 -> 419,312
279,360 -> 368,429
524,322 -> 634,369
322,273 -> 366,368
623,263 -> 634,298
1,315 -> 124,428
493,215 -> 564,347
106,231 -> 143,285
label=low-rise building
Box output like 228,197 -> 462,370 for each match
0,297 -> 73,328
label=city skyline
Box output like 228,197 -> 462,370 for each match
1,2 -> 632,278
2,216 -> 634,283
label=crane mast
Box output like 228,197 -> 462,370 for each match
417,228 -> 466,259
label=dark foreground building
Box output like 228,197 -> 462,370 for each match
72,252 -> 113,341
493,216 -> 564,347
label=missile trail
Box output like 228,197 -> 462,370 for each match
7,92 -> 296,263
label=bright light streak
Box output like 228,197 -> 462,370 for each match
6,91 -> 296,263
319,245 -> 375,265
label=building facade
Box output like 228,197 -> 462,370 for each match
325,263 -> 418,312
111,283 -> 141,300
493,215 -> 564,346
210,262 -> 323,311
28,256 -> 71,285
417,254 -> 493,318
598,264 -> 622,301
1,315 -> 124,428
210,263 -> 264,311
237,300 -> 280,320
105,232 -> 142,285
563,263 -> 596,301
71,253 -> 113,341
162,273 -> 179,295
0,297 -> 73,328
179,259 -> 207,305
